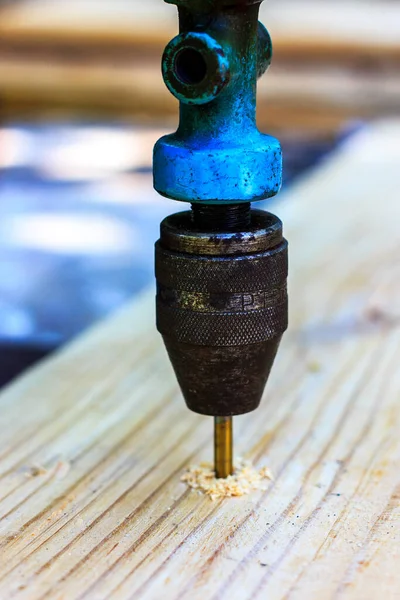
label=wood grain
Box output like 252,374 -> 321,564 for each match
0,120 -> 400,599
0,57 -> 398,134
0,1 -> 399,134
1,0 -> 399,57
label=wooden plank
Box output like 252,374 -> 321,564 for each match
0,120 -> 399,598
0,0 -> 399,58
0,1 -> 398,133
0,56 -> 398,136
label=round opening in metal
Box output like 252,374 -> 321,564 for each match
174,48 -> 207,85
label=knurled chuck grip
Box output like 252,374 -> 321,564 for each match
156,209 -> 288,415
153,0 -> 288,418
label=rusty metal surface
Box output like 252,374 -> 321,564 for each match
158,208 -> 283,255
155,208 -> 288,415
162,337 -> 282,416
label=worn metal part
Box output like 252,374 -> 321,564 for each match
153,0 -> 288,477
214,417 -> 233,479
153,0 -> 281,204
160,207 -> 282,255
155,209 -> 288,415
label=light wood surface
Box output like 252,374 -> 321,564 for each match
0,1 -> 399,134
1,57 -> 398,135
1,0 -> 399,55
0,120 -> 399,598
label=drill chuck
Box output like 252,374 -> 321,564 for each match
156,208 -> 288,416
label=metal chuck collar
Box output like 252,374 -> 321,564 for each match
155,205 -> 288,417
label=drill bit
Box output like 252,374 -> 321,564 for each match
214,417 -> 233,478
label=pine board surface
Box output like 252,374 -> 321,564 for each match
1,1 -> 399,52
0,1 -> 399,132
0,121 -> 399,599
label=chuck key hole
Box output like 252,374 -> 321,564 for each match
175,48 -> 207,85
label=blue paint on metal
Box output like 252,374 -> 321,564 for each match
153,2 -> 282,205
154,132 -> 281,203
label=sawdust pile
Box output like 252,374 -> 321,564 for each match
181,459 -> 273,500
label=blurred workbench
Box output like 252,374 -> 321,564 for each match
0,0 -> 399,135
0,120 -> 399,598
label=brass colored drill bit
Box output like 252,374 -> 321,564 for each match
214,416 -> 233,478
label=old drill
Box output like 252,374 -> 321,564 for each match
153,0 -> 288,478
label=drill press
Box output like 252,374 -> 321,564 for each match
153,0 -> 288,478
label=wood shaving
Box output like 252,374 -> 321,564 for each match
181,459 -> 273,500
307,360 -> 321,373
55,460 -> 71,479
25,465 -> 47,478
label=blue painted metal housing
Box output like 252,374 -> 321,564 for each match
154,131 -> 281,204
153,1 -> 282,205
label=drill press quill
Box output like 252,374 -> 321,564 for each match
153,0 -> 288,478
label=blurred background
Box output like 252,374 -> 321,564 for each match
0,0 -> 399,385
